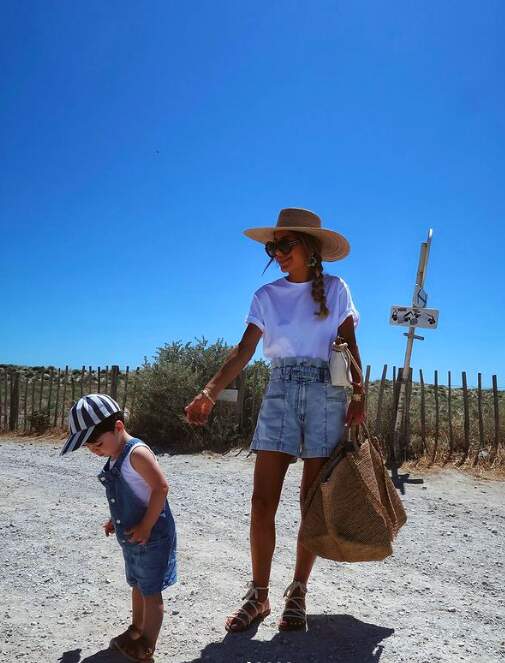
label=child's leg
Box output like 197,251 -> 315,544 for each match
142,592 -> 164,650
131,586 -> 144,636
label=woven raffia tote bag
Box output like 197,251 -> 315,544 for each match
300,424 -> 407,562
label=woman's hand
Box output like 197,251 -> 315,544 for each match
185,392 -> 214,426
345,398 -> 366,426
103,519 -> 115,537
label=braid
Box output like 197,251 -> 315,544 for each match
311,253 -> 329,319
293,231 -> 330,319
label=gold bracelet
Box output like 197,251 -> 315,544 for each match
201,388 -> 216,406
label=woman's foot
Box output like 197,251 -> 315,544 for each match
278,580 -> 307,631
225,582 -> 271,632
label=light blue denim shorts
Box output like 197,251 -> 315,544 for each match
250,357 -> 347,459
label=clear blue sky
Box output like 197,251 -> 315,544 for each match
1,1 -> 504,387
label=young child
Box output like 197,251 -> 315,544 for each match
61,393 -> 176,662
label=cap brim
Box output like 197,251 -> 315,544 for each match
243,227 -> 350,262
60,426 -> 95,456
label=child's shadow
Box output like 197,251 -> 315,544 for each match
183,613 -> 394,662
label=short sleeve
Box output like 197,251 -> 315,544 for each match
336,278 -> 359,329
245,293 -> 265,332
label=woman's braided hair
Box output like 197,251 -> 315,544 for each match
294,232 -> 330,319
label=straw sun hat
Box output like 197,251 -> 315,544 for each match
243,208 -> 350,261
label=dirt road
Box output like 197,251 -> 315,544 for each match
1,438 -> 504,662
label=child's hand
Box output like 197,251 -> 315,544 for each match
125,522 -> 152,545
103,519 -> 115,537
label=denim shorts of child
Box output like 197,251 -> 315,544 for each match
250,357 -> 347,459
120,535 -> 177,597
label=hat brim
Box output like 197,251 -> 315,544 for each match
243,227 -> 350,261
60,426 -> 95,456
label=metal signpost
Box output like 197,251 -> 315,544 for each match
390,229 -> 439,472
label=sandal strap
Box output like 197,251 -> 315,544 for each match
283,580 -> 307,598
281,581 -> 307,623
226,582 -> 270,627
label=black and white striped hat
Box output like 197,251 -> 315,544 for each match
61,394 -> 121,456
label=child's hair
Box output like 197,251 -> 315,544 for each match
87,411 -> 125,444
294,231 -> 329,319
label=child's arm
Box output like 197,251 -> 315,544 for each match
125,446 -> 169,545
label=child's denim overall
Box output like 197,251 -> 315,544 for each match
98,438 -> 177,596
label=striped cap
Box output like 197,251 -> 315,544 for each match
61,394 -> 121,456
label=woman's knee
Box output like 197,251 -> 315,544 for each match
251,492 -> 278,523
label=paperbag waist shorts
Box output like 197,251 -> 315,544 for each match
250,357 -> 347,459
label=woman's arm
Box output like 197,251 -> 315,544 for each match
185,323 -> 263,426
337,315 -> 366,425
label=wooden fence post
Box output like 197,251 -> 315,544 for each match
473,372 -> 485,466
419,369 -> 426,455
458,371 -> 470,466
23,375 -> 28,432
97,367 -> 101,394
53,369 -> 61,427
38,371 -> 44,412
374,364 -> 388,435
30,376 -> 36,431
80,366 -> 85,397
491,375 -> 500,463
4,369 -> 9,429
9,372 -> 20,431
446,370 -> 453,463
47,368 -> 55,420
104,366 -> 109,394
122,366 -> 130,410
429,370 -> 439,466
60,367 -> 69,427
110,365 -> 120,400
131,368 -> 140,411
88,366 -> 93,394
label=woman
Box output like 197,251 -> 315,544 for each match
185,208 -> 365,632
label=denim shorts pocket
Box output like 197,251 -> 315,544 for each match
326,384 -> 347,402
251,382 -> 287,450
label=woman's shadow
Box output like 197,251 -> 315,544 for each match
182,613 -> 394,663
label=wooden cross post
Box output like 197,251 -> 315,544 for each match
392,229 -> 434,472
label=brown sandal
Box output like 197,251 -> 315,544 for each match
111,633 -> 155,662
225,582 -> 271,633
278,580 -> 307,631
109,624 -> 142,651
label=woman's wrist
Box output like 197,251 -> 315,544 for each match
201,387 -> 216,406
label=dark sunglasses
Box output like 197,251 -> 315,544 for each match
264,238 -> 300,258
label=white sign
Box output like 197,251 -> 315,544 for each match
414,287 -> 428,308
390,306 -> 439,329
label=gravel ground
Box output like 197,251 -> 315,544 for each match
1,437 -> 504,663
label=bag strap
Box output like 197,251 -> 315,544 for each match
333,336 -> 363,384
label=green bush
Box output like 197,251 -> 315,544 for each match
129,338 -> 249,452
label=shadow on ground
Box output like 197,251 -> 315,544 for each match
58,648 -> 125,663
182,614 -> 394,663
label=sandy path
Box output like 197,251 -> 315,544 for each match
1,438 -> 504,663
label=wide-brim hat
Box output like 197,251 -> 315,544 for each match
243,208 -> 350,261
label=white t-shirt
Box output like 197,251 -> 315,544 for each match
245,275 -> 359,361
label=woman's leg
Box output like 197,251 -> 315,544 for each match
278,457 -> 327,629
226,450 -> 292,629
142,592 -> 164,650
293,457 -> 327,583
